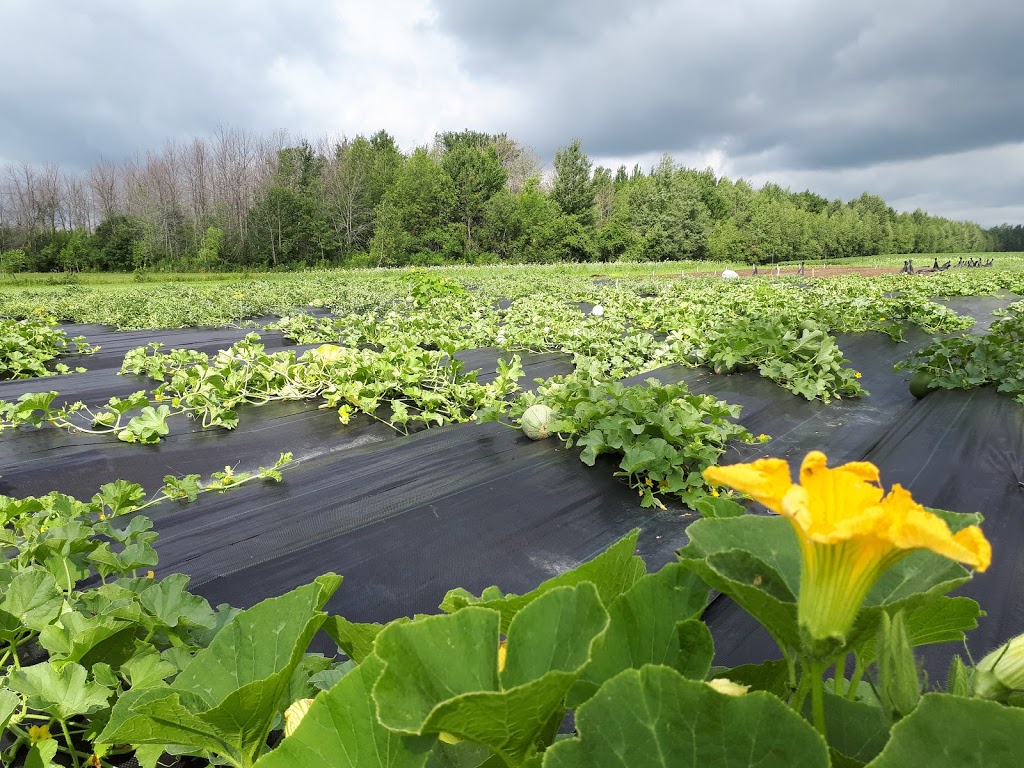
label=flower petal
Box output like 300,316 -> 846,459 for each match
797,451 -> 884,533
882,485 -> 991,572
703,457 -> 793,512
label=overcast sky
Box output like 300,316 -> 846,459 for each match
2,0 -> 1022,226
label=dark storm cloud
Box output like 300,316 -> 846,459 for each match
437,0 -> 1024,172
0,0 -> 338,167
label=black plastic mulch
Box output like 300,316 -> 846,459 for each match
1,298 -> 1021,676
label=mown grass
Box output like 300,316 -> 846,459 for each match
1,252 -> 1022,292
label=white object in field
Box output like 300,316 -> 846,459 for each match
776,265 -> 781,276
721,269 -> 739,279
591,304 -> 605,317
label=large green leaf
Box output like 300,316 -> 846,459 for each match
820,692 -> 889,765
2,567 -> 63,632
375,584 -> 608,763
567,562 -> 709,707
8,662 -> 112,720
439,530 -> 644,632
715,659 -> 791,697
543,666 -> 829,767
322,614 -> 388,663
678,521 -> 801,652
0,688 -> 20,732
98,574 -> 342,765
255,655 -> 434,768
855,596 -> 982,666
426,741 -> 500,768
138,573 -> 217,630
868,693 -> 1024,767
37,610 -> 138,669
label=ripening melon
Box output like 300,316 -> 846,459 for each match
521,404 -> 557,440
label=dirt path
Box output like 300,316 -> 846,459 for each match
684,265 -> 901,278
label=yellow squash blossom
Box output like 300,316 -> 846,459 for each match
283,698 -> 315,737
704,451 -> 990,645
28,724 -> 51,744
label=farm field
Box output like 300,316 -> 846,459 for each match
2,262 -> 1024,766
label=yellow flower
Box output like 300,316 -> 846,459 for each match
338,404 -> 352,425
757,433 -> 770,443
498,639 -> 508,672
703,451 -> 990,646
28,724 -> 51,744
644,477 -> 653,487
706,678 -> 749,696
854,371 -> 862,379
710,488 -> 720,497
146,570 -> 155,579
879,317 -> 886,322
283,698 -> 315,737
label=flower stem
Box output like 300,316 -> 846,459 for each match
835,653 -> 848,697
847,653 -> 866,700
810,663 -> 827,736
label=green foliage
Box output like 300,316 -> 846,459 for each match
0,315 -> 97,380
550,139 -> 595,225
545,666 -> 829,767
0,459 -> 295,767
483,375 -> 756,508
896,299 -> 1024,404
869,694 -> 1024,767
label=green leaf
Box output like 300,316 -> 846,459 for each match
567,562 -> 710,707
867,693 -> 1024,767
439,530 -> 645,633
674,619 -> 715,681
43,553 -> 91,592
713,659 -> 791,697
92,479 -> 147,514
544,666 -> 829,767
9,662 -> 112,720
693,495 -> 746,518
37,611 -> 138,669
425,740 -> 498,768
322,614 -> 387,663
139,573 -> 217,630
98,574 -> 342,764
254,655 -> 434,768
856,597 -> 981,666
375,585 -> 608,762
2,567 -> 63,631
121,649 -> 178,689
24,739 -> 59,768
0,688 -> 20,732
820,693 -> 889,765
678,530 -> 800,652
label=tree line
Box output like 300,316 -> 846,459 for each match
0,127 -> 1014,272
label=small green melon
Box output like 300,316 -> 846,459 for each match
908,371 -> 936,399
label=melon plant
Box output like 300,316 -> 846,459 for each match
521,403 -> 557,440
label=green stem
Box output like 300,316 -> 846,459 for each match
847,653 -> 866,700
835,652 -> 848,697
59,719 -> 81,768
810,663 -> 827,736
790,661 -> 812,712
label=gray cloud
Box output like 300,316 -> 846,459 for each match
437,0 -> 1024,167
0,0 -> 337,167
1,0 -> 1021,224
